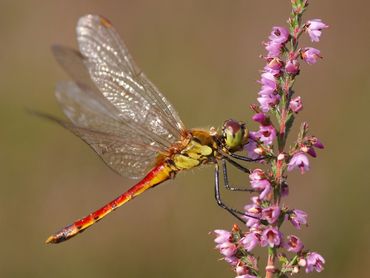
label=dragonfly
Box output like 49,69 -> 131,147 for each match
43,14 -> 261,244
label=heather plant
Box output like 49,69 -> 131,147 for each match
212,1 -> 327,277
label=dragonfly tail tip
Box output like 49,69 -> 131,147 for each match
45,236 -> 54,244
45,235 -> 60,244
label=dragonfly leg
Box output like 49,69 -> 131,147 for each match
222,155 -> 250,174
230,153 -> 267,162
214,163 -> 246,223
214,163 -> 261,222
222,159 -> 255,192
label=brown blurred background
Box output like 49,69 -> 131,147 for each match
0,0 -> 369,277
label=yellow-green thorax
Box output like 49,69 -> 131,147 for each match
172,129 -> 216,170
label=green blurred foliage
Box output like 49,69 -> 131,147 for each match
0,0 -> 369,277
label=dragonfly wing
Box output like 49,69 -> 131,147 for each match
54,81 -> 165,179
76,15 -> 185,148
52,45 -> 98,94
56,81 -> 121,136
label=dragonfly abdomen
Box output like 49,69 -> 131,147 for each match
46,163 -> 173,244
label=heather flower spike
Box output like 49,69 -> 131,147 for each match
212,1 -> 326,277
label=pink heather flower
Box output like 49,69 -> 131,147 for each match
264,57 -> 283,75
235,261 -> 258,278
244,133 -> 264,160
217,241 -> 237,257
257,94 -> 280,112
306,19 -> 328,42
305,252 -> 325,273
240,232 -> 260,252
235,264 -> 250,276
257,72 -> 280,112
213,229 -> 231,244
301,47 -> 322,64
261,227 -> 282,248
244,197 -> 262,227
285,59 -> 300,75
249,168 -> 266,181
262,206 -> 281,224
224,256 -> 239,266
269,26 -> 290,44
284,235 -> 304,253
258,84 -> 275,96
244,140 -> 260,160
287,152 -> 310,174
265,41 -> 282,58
289,209 -> 308,229
255,125 -> 276,145
249,177 -> 271,200
289,96 -> 303,113
259,72 -> 277,89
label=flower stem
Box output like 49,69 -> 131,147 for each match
278,108 -> 287,152
265,248 -> 276,278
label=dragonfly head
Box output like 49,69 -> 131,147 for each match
222,119 -> 249,151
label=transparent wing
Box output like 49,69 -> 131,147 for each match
54,81 -> 165,179
52,15 -> 187,178
76,14 -> 185,148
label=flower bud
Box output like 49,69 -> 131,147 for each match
277,153 -> 285,161
298,258 -> 307,267
252,113 -> 270,126
289,96 -> 303,113
306,147 -> 317,158
312,138 -> 324,149
292,266 -> 300,274
254,147 -> 265,155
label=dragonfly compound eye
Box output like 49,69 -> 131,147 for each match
222,119 -> 247,150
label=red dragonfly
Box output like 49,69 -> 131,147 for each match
44,15 -> 259,244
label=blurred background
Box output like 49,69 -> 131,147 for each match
0,0 -> 369,277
